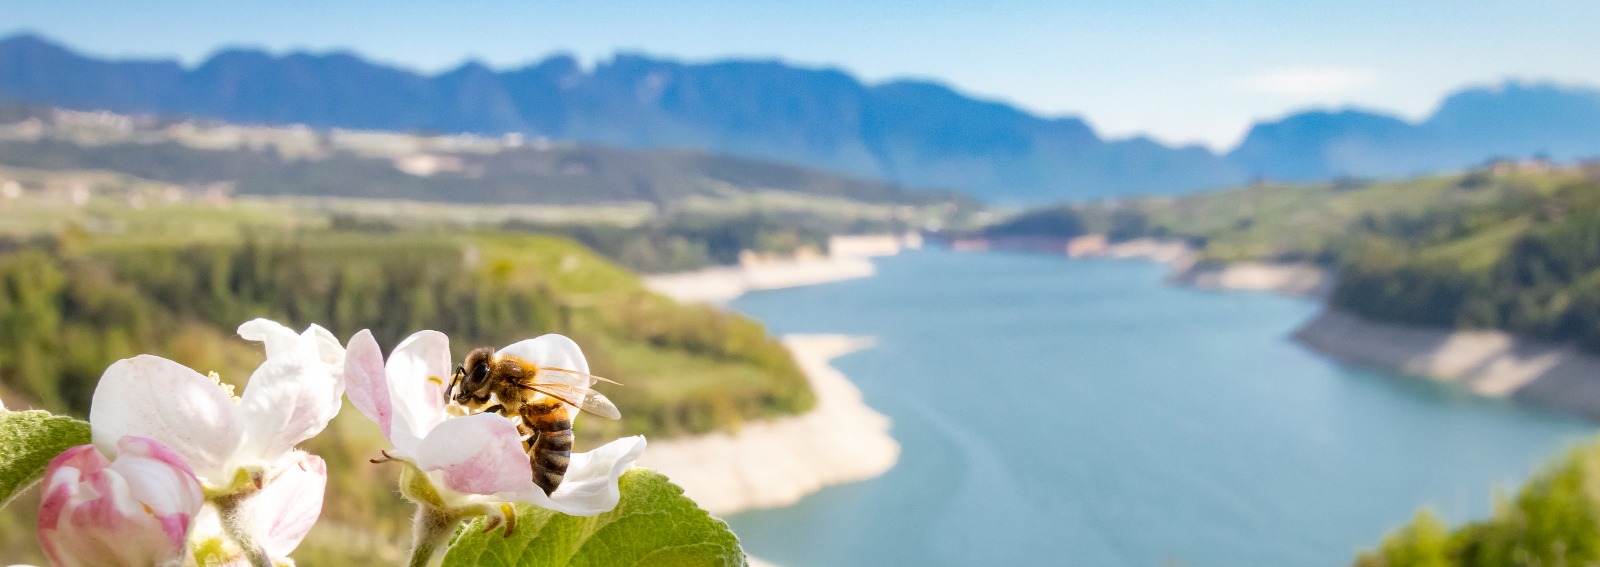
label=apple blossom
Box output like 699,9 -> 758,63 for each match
342,329 -> 644,565
186,455 -> 327,566
86,318 -> 343,567
88,318 -> 343,491
345,329 -> 644,516
37,436 -> 204,567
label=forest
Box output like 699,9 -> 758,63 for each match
1356,440 -> 1600,567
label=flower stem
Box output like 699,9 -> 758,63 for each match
213,495 -> 273,567
408,505 -> 466,567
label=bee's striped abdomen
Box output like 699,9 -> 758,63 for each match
520,397 -> 573,495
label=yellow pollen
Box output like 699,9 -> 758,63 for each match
141,502 -> 153,515
208,371 -> 241,403
498,503 -> 517,537
428,376 -> 444,386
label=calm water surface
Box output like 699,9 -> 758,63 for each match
724,248 -> 1593,567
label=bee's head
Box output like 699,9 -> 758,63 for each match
451,347 -> 498,407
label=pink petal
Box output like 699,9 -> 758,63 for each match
39,439 -> 203,567
247,454 -> 327,559
47,445 -> 110,477
386,331 -> 453,444
110,437 -> 204,518
89,356 -> 246,485
36,447 -> 103,534
343,330 -> 394,440
414,413 -> 534,498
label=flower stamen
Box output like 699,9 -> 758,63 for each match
498,503 -> 516,538
207,371 -> 241,403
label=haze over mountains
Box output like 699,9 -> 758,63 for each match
2,34 -> 1598,203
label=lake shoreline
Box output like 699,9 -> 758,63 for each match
1294,310 -> 1600,420
951,235 -> 1334,297
1077,237 -> 1600,421
636,247 -> 901,523
634,334 -> 900,516
963,235 -> 1600,420
641,256 -> 876,304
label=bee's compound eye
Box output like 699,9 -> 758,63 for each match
468,363 -> 490,388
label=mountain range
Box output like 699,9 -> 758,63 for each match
2,33 -> 1598,203
1230,82 -> 1600,180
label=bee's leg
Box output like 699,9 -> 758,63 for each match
447,367 -> 463,401
520,398 -> 573,496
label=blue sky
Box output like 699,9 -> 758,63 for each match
5,0 -> 1599,150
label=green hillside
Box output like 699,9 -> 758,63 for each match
1051,167 -> 1600,352
0,173 -> 814,564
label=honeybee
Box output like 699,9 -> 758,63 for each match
448,347 -> 622,495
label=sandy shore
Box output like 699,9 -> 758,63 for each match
1074,239 -> 1600,418
1169,260 -> 1331,298
635,334 -> 900,516
1165,254 -> 1600,421
952,235 -> 1333,298
1294,310 -> 1600,419
642,257 -> 876,304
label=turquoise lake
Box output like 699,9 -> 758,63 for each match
724,248 -> 1595,567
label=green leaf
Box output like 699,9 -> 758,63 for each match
442,469 -> 750,567
0,409 -> 93,509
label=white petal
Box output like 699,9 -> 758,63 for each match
386,331 -> 453,443
389,421 -> 424,458
498,334 -> 590,375
414,413 -> 534,499
308,324 -> 347,382
237,319 -> 303,360
499,334 -> 591,428
90,356 -> 245,485
248,453 -> 326,559
343,330 -> 394,440
239,329 -> 342,467
518,436 -> 645,516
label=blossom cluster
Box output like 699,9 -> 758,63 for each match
27,320 -> 644,567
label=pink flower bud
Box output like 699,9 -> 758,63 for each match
38,437 -> 205,567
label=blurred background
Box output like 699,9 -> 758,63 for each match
5,1 -> 1600,565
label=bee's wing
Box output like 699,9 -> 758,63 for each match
519,367 -> 623,419
525,382 -> 623,420
538,367 -> 621,386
